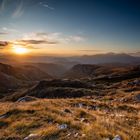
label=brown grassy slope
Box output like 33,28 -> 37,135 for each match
0,99 -> 139,140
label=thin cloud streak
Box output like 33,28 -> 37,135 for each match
32,32 -> 86,43
43,4 -> 54,10
39,2 -> 54,10
12,0 -> 24,18
0,0 -> 7,13
17,39 -> 58,45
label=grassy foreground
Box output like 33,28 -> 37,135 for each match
0,98 -> 139,140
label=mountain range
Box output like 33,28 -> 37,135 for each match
1,53 -> 140,65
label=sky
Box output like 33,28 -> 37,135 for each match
0,0 -> 140,56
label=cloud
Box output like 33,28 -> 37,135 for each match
69,35 -> 85,42
0,41 -> 9,48
2,27 -> 18,33
0,0 -> 24,18
0,32 -> 8,35
34,32 -> 86,43
12,0 -> 24,18
17,39 -> 57,45
20,32 -> 86,48
39,2 -> 54,10
33,32 -> 71,43
43,4 -> 54,10
22,32 -> 59,44
0,0 -> 7,13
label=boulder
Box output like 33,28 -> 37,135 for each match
112,135 -> 121,140
17,96 -> 37,102
58,124 -> 68,129
24,134 -> 39,140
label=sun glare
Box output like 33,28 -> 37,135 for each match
12,45 -> 29,55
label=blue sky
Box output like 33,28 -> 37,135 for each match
0,0 -> 140,55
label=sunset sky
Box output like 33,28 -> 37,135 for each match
0,0 -> 140,56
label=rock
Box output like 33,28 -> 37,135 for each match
74,133 -> 79,138
24,134 -> 39,140
17,96 -> 37,102
81,134 -> 86,137
78,103 -> 83,108
80,118 -> 89,123
0,111 -> 11,119
0,113 -> 9,119
134,79 -> 140,85
66,133 -> 71,137
112,135 -> 121,140
128,79 -> 140,86
58,124 -> 68,129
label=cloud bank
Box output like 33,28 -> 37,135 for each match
0,41 -> 9,49
17,39 -> 58,45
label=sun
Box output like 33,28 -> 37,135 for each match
12,45 -> 29,55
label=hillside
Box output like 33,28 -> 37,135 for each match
70,53 -> 140,64
0,63 -> 52,94
28,63 -> 67,78
64,64 -> 140,79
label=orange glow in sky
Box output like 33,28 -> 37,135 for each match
12,45 -> 29,55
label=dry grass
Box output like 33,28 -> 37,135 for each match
0,98 -> 140,140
